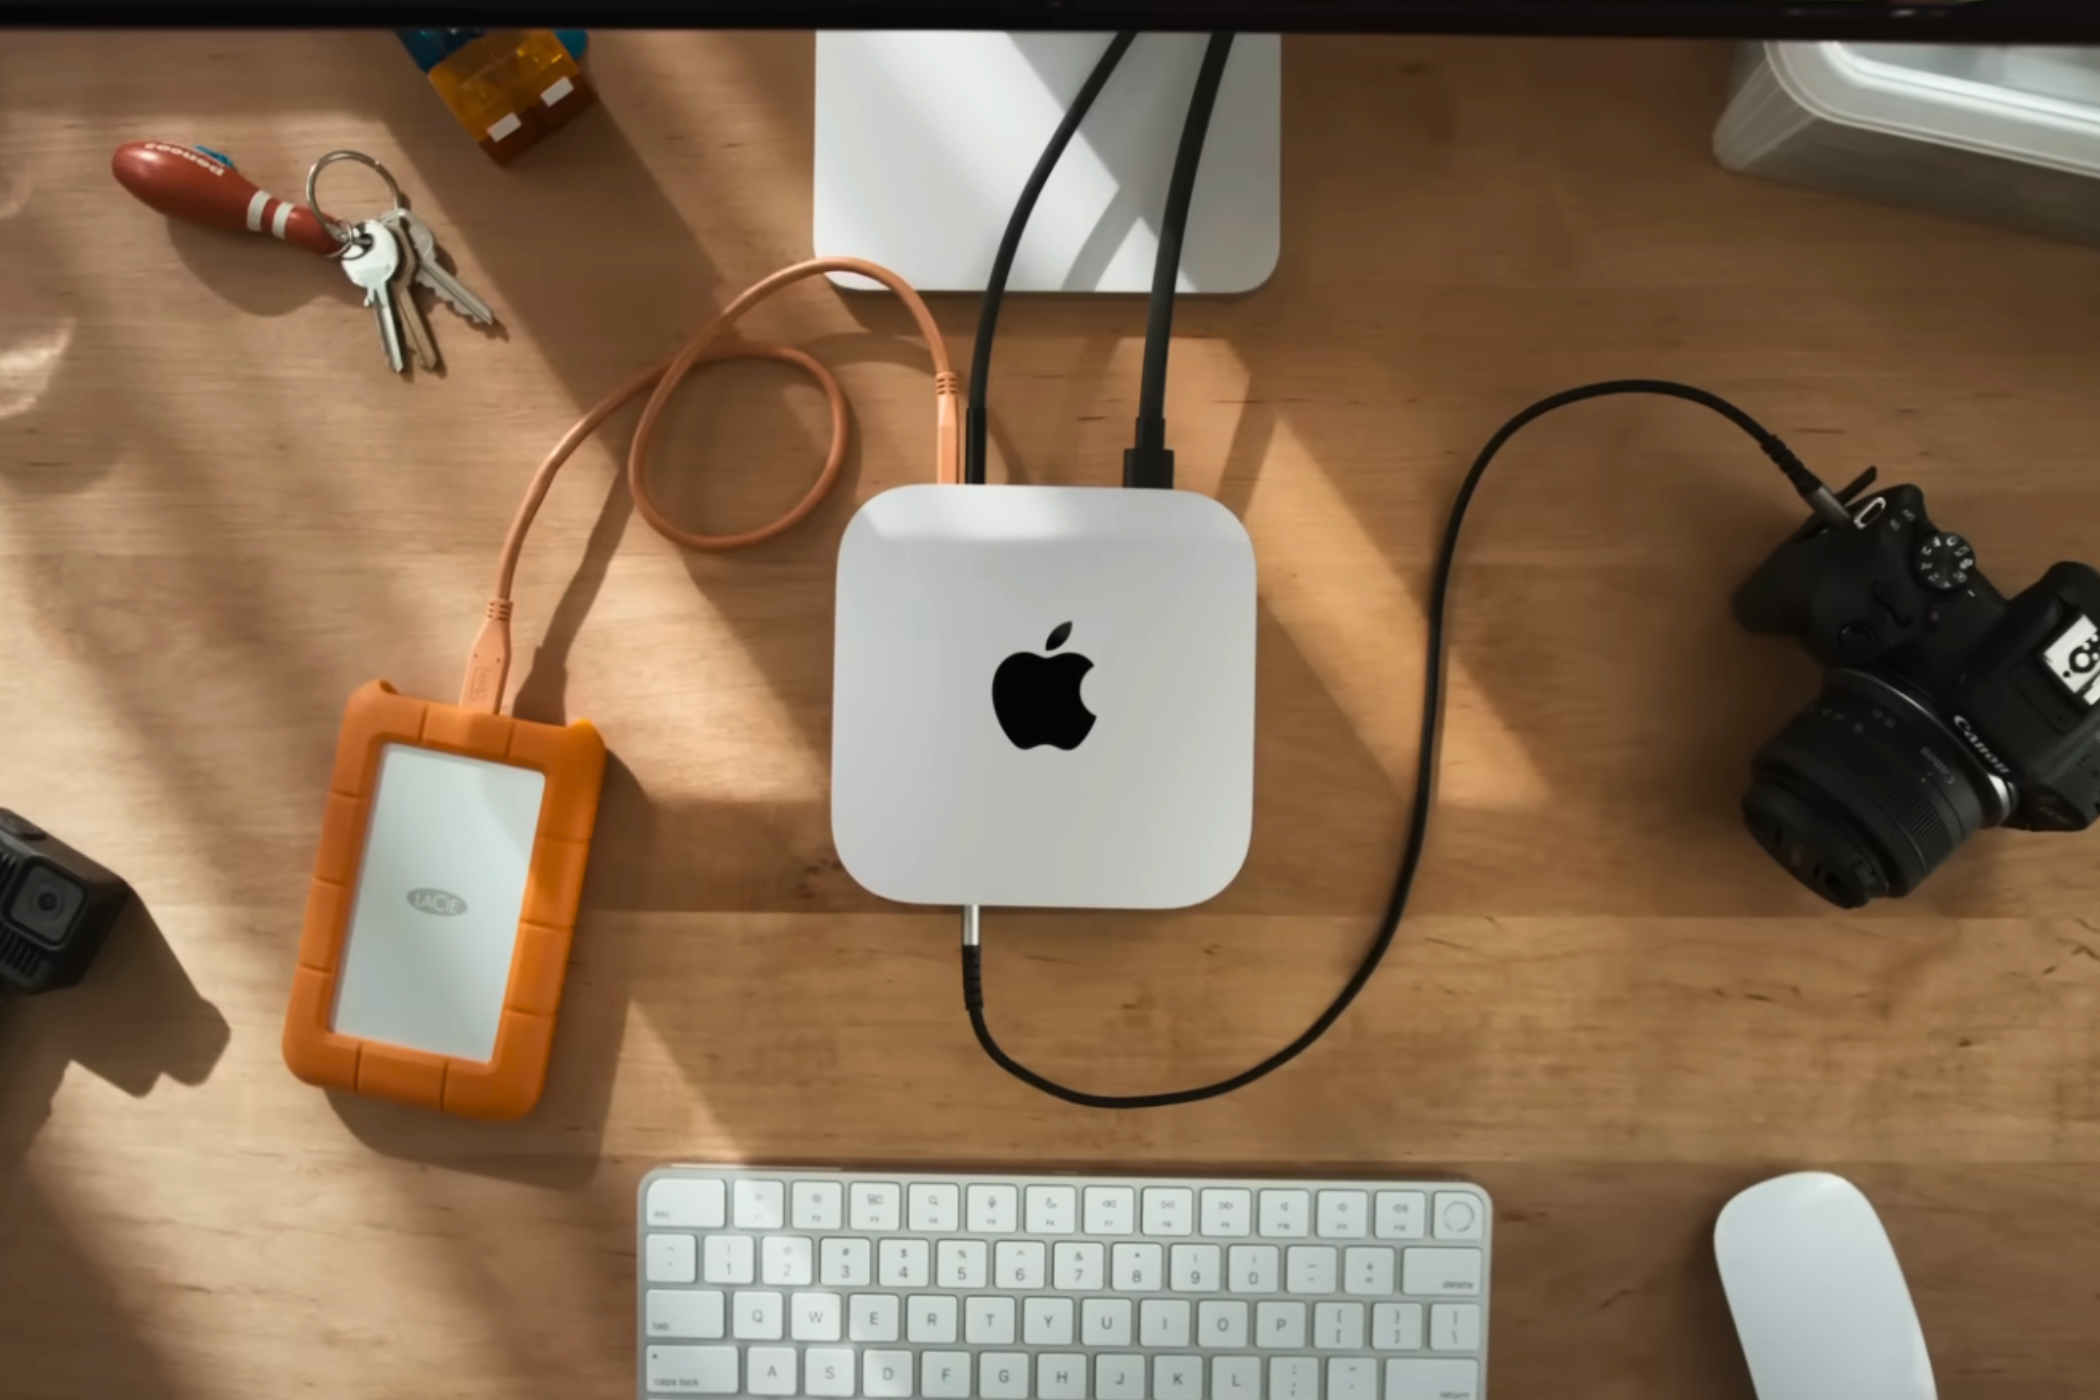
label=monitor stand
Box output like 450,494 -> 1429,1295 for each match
814,32 -> 1281,294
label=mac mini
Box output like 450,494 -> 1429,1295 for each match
832,485 -> 1256,909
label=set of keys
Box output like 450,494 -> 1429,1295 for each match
338,210 -> 494,374
111,142 -> 499,376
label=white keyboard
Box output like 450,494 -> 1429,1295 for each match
637,1167 -> 1492,1400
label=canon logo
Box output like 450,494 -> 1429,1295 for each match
1952,715 -> 2013,776
406,888 -> 468,917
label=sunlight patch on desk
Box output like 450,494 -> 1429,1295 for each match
1242,416 -> 1550,810
0,319 -> 71,420
565,574 -> 830,804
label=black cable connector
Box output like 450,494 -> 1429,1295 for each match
1122,417 -> 1175,490
965,380 -> 1834,1110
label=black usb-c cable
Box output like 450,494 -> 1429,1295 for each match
963,32 -> 1140,487
966,387 -> 1840,1111
1125,32 -> 1234,490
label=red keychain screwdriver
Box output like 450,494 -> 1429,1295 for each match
111,141 -> 341,256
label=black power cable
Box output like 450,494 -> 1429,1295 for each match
964,379 -> 1847,1109
964,32 -> 1139,487
1125,32 -> 1235,491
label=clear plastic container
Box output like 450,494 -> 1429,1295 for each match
1717,42 -> 2100,246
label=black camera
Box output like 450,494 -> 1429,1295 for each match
1734,481 -> 2100,906
0,809 -> 132,993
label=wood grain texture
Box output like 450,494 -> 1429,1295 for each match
3,29 -> 2099,1400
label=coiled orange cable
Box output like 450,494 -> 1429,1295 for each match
459,257 -> 962,713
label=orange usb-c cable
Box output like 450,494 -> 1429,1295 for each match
458,256 -> 962,714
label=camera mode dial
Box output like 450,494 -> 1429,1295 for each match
1915,532 -> 1977,593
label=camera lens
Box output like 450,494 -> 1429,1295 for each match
1741,671 -> 2012,907
7,865 -> 86,947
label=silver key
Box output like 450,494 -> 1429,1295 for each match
342,221 -> 405,372
379,217 -> 441,372
396,209 -> 496,326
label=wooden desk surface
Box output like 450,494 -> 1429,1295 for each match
4,29 -> 2099,1399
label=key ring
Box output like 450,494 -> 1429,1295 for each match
305,150 -> 405,258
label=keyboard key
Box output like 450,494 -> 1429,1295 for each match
1142,1298 -> 1193,1347
1254,1301 -> 1306,1349
1371,1303 -> 1424,1351
881,1238 -> 932,1288
1155,1356 -> 1203,1400
733,1290 -> 784,1340
1432,1195 -> 1485,1243
1401,1249 -> 1482,1298
1383,1360 -> 1479,1400
1430,1303 -> 1481,1352
1201,1189 -> 1253,1238
1027,1185 -> 1079,1235
866,1349 -> 915,1398
808,1348 -> 856,1398
762,1236 -> 815,1286
1143,1187 -> 1196,1236
1285,1247 -> 1337,1295
851,1293 -> 902,1342
646,1344 -> 738,1394
995,1240 -> 1047,1289
1344,1247 -> 1396,1296
734,1180 -> 786,1230
1197,1300 -> 1249,1349
967,1295 -> 1018,1344
749,1346 -> 797,1396
938,1239 -> 989,1289
1171,1244 -> 1222,1292
1314,1302 -> 1365,1350
1328,1358 -> 1377,1400
909,1294 -> 960,1344
1258,1191 -> 1310,1238
851,1182 -> 902,1231
910,1183 -> 962,1234
1097,1354 -> 1146,1400
968,1184 -> 1019,1234
647,1177 -> 725,1228
925,1353 -> 973,1400
1055,1241 -> 1107,1291
1026,1297 -> 1077,1346
646,1288 -> 724,1339
646,1234 -> 697,1283
1113,1242 -> 1165,1291
1317,1191 -> 1369,1239
1267,1357 -> 1318,1400
791,1291 -> 843,1342
1228,1245 -> 1280,1294
1212,1356 -> 1261,1400
793,1180 -> 844,1231
822,1238 -> 872,1287
1084,1297 -> 1134,1346
1038,1355 -> 1088,1400
1086,1186 -> 1138,1235
1374,1193 -> 1426,1241
703,1235 -> 754,1285
982,1352 -> 1031,1399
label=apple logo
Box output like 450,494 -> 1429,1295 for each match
992,621 -> 1096,751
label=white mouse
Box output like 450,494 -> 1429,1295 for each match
1715,1172 -> 1937,1400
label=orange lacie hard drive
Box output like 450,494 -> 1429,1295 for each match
282,681 -> 606,1120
